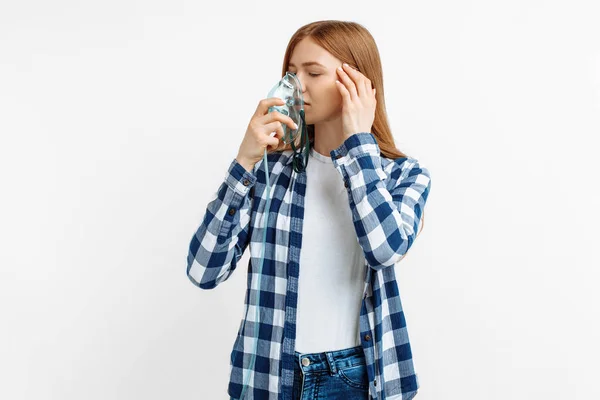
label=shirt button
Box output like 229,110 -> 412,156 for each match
374,379 -> 377,386
364,334 -> 371,341
242,179 -> 250,186
335,154 -> 342,159
301,357 -> 310,366
228,208 -> 236,215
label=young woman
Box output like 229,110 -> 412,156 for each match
187,20 -> 432,400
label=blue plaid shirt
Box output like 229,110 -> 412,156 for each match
187,132 -> 432,400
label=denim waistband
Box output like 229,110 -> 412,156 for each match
294,345 -> 365,375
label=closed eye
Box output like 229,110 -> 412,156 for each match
288,71 -> 321,78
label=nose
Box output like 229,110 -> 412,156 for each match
300,78 -> 307,94
293,72 -> 307,93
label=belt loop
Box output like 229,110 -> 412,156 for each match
325,351 -> 337,376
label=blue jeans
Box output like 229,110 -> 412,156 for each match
292,345 -> 369,399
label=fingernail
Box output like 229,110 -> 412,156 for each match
293,123 -> 298,129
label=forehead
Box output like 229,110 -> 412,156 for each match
288,37 -> 341,68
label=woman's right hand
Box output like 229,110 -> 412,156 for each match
235,97 -> 298,171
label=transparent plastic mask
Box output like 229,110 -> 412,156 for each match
267,71 -> 305,145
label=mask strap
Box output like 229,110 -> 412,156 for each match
290,110 -> 310,173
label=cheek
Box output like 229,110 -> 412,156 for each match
329,86 -> 343,109
306,81 -> 342,111
320,83 -> 342,104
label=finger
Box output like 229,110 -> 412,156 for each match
356,68 -> 371,96
343,63 -> 371,99
254,97 -> 286,118
263,121 -> 284,140
364,78 -> 372,98
267,136 -> 283,152
335,79 -> 351,106
337,65 -> 358,101
263,122 -> 284,151
261,110 -> 298,131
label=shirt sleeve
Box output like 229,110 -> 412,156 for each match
330,132 -> 432,271
186,158 -> 257,289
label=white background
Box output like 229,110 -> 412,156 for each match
1,1 -> 599,399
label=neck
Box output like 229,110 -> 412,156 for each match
311,115 -> 345,157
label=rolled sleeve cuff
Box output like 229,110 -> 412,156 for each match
329,132 -> 380,163
330,132 -> 388,188
225,158 -> 257,195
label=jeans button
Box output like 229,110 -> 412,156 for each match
301,357 -> 310,366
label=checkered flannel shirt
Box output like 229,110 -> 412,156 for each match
187,132 -> 432,400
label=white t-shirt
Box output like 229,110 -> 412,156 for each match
294,146 -> 366,354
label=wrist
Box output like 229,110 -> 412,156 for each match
235,156 -> 254,173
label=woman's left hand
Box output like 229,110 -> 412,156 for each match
335,63 -> 377,140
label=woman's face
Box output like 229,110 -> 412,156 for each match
287,37 -> 344,125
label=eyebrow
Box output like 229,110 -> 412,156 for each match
288,61 -> 326,68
